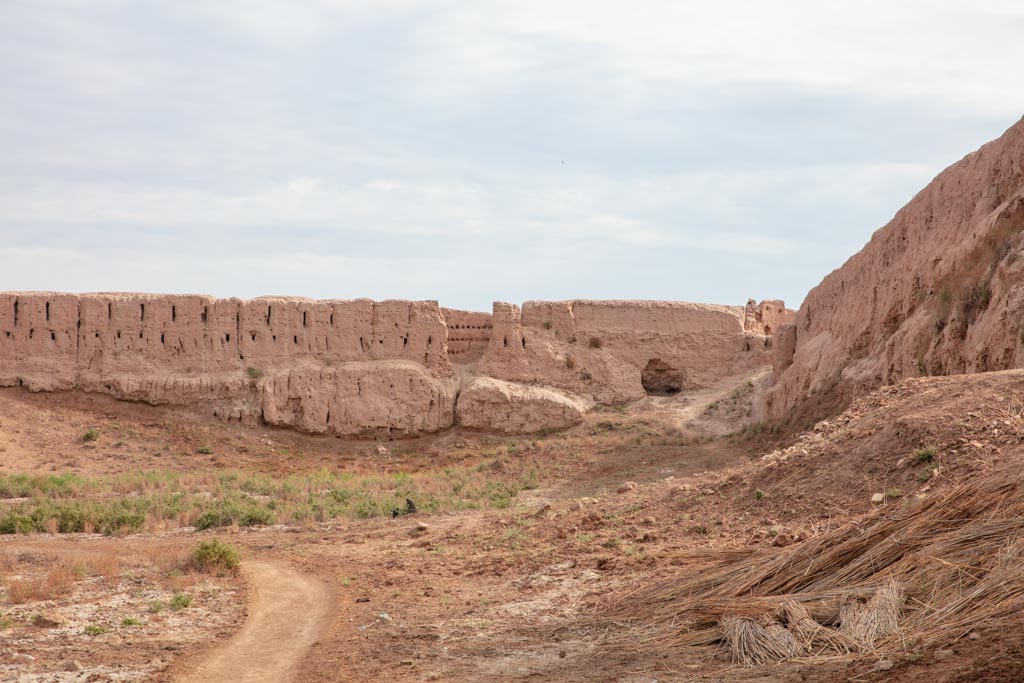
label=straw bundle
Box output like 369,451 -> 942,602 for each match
720,616 -> 803,666
602,463 -> 1024,663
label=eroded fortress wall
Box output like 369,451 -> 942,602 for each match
0,291 -> 790,436
441,308 -> 493,363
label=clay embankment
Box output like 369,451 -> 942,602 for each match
766,116 -> 1024,422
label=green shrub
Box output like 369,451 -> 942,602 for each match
246,366 -> 263,379
196,446 -> 213,455
83,624 -> 108,636
121,617 -> 141,627
914,447 -> 936,464
83,428 -> 100,442
188,539 -> 240,574
169,593 -> 192,610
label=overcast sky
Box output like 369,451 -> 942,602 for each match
1,1 -> 1022,311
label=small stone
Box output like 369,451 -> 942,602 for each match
558,650 -> 567,658
967,631 -> 981,640
934,649 -> 954,661
376,444 -> 390,456
534,502 -> 552,517
617,481 -> 639,494
32,612 -> 65,628
871,492 -> 885,504
356,596 -> 370,603
875,658 -> 894,671
412,521 -> 429,533
641,517 -> 656,526
11,653 -> 35,664
63,661 -> 83,672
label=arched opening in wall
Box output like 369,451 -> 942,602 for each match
641,358 -> 686,396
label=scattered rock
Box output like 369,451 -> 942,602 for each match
870,492 -> 885,504
32,612 -> 65,628
968,631 -> 981,641
376,445 -> 391,456
534,502 -> 552,517
875,658 -> 894,671
558,650 -> 567,658
356,596 -> 370,603
411,521 -> 429,534
934,649 -> 954,661
11,653 -> 35,664
617,481 -> 639,494
62,660 -> 83,672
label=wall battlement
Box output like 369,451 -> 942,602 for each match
1,291 -> 791,436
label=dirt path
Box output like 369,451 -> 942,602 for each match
178,560 -> 331,683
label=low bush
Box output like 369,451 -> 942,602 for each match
188,539 -> 240,575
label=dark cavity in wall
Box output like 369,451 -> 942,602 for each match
641,358 -> 687,396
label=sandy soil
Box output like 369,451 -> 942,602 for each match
2,368 -> 1024,681
176,561 -> 331,683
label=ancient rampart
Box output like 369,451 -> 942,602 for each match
0,292 -> 790,435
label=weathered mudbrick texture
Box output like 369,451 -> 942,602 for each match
764,117 -> 1024,422
0,292 -> 790,436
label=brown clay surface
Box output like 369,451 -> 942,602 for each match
176,561 -> 331,683
2,365 -> 1024,681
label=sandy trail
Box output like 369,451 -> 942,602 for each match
178,561 -> 330,683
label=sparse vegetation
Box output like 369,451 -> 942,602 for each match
169,593 -> 193,610
754,489 -> 765,501
246,366 -> 263,380
83,624 -> 108,636
122,617 -> 142,627
196,445 -> 213,454
188,539 -> 241,575
83,428 -> 100,442
0,460 -> 544,535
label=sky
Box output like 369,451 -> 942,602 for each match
1,1 -> 1023,312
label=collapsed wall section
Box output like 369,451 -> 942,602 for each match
478,299 -> 783,404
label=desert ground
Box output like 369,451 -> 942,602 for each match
3,363 -> 1023,682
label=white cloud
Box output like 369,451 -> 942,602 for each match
0,1 -> 1019,309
